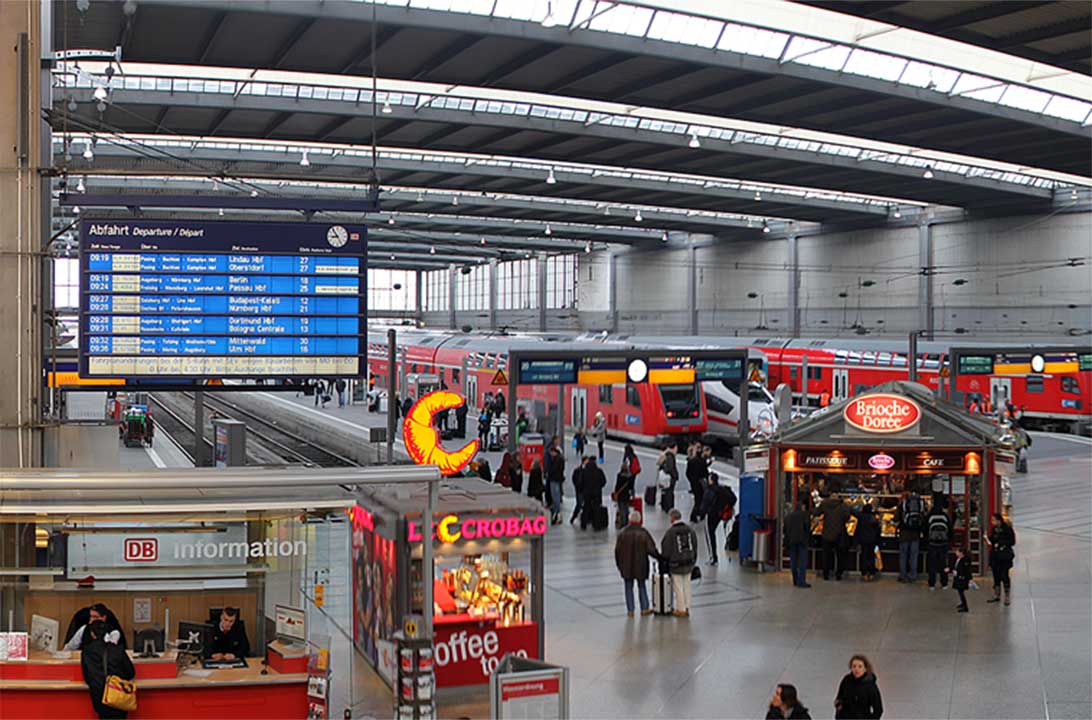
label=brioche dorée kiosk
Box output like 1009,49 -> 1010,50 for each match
769,381 -> 1009,576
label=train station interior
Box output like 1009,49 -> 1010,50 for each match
1,1 -> 1090,719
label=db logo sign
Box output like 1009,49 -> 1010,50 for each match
124,538 -> 158,562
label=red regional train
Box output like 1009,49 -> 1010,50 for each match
623,335 -> 1092,434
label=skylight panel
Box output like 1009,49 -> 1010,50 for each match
1041,95 -> 1091,124
647,12 -> 721,48
961,84 -> 1006,104
492,0 -> 537,22
843,49 -> 905,82
590,4 -> 653,37
448,0 -> 493,14
999,85 -> 1052,114
899,62 -> 958,93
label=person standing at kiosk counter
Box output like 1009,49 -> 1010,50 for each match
208,607 -> 250,660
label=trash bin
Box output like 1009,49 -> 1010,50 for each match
518,433 -> 545,474
752,528 -> 772,572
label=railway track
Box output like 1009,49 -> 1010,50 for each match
146,394 -> 204,465
153,391 -> 360,468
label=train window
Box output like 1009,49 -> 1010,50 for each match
789,367 -> 798,380
809,367 -> 822,380
1026,376 -> 1044,393
704,393 -> 734,416
834,351 -> 847,365
452,368 -> 461,383
485,357 -> 495,369
863,352 -> 876,365
411,364 -> 419,374
877,352 -> 892,365
625,386 -> 641,408
854,384 -> 868,396
1061,376 -> 1079,394
892,354 -> 907,367
598,385 -> 614,404
923,354 -> 940,369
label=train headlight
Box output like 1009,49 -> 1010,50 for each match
626,358 -> 648,383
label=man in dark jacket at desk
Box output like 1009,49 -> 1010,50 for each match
81,621 -> 136,719
784,501 -> 812,588
208,607 -> 250,660
814,494 -> 851,581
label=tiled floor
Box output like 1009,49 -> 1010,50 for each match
158,395 -> 1092,719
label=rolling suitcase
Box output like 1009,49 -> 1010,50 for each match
593,505 -> 609,531
644,485 -> 657,508
652,564 -> 673,616
660,489 -> 675,513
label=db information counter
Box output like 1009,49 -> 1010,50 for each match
0,467 -> 405,720
766,381 -> 1011,574
351,478 -> 545,691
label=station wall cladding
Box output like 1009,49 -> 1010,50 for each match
581,210 -> 1091,340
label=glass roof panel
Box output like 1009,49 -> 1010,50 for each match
843,49 -> 906,82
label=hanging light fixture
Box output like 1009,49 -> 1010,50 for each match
452,195 -> 459,206
390,254 -> 396,261
67,97 -> 78,112
1071,188 -> 1079,200
923,165 -> 934,179
300,150 -> 311,166
430,246 -> 436,254
584,241 -> 591,254
381,99 -> 393,114
544,224 -> 552,235
93,84 -> 108,102
82,141 -> 94,161
72,205 -> 80,214
762,221 -> 771,234
250,189 -> 259,197
480,237 -> 487,245
76,177 -> 86,193
688,132 -> 701,149
754,190 -> 762,201
546,168 -> 556,184
893,206 -> 902,219
416,191 -> 425,202
634,209 -> 643,222
603,206 -> 611,216
388,216 -> 396,225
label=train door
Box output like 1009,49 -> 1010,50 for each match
832,368 -> 850,401
571,387 -> 587,430
990,377 -> 1012,409
465,373 -> 478,409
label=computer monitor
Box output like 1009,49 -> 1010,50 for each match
274,604 -> 305,645
177,621 -> 213,657
207,607 -> 223,625
134,627 -> 165,657
30,615 -> 59,653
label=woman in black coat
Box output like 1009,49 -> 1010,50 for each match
834,654 -> 883,719
526,460 -> 544,503
854,505 -> 882,581
766,683 -> 812,719
986,512 -> 1016,606
80,622 -> 136,719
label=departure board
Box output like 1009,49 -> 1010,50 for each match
78,219 -> 367,379
957,354 -> 994,375
517,359 -> 578,385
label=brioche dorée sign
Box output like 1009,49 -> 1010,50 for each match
844,394 -> 921,434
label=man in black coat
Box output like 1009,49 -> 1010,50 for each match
454,400 -> 469,438
698,474 -> 736,566
80,621 -> 136,719
579,457 -> 607,530
208,607 -> 251,660
784,501 -> 811,588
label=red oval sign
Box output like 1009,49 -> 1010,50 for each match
844,394 -> 921,434
868,453 -> 896,470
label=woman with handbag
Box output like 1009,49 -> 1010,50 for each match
986,513 -> 1016,606
81,621 -> 136,719
613,449 -> 637,528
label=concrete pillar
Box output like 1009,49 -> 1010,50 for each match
608,251 -> 618,333
537,253 -> 547,332
488,258 -> 498,330
787,234 -> 800,337
447,264 -> 457,330
688,236 -> 698,335
0,0 -> 45,468
918,221 -> 934,340
414,269 -> 423,325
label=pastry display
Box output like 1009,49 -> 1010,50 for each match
439,555 -> 526,625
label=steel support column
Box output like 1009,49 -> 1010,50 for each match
918,221 -> 934,340
787,233 -> 800,338
447,264 -> 457,330
488,258 -> 498,330
608,251 -> 619,333
537,253 -> 547,333
688,235 -> 699,335
414,269 -> 423,325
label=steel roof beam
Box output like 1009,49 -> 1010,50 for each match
61,85 -> 1051,199
61,142 -> 892,217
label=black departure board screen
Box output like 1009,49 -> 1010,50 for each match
79,219 -> 366,379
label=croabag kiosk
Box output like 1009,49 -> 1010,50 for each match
351,477 -> 545,692
767,381 -> 1011,575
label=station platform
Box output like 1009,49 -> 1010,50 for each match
192,394 -> 1090,719
118,427 -> 194,469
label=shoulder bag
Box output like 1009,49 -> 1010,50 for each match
101,652 -> 137,712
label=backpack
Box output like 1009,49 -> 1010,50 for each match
927,514 -> 949,545
673,528 -> 697,567
902,495 -> 925,532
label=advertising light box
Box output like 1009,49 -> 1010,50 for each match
78,219 -> 367,380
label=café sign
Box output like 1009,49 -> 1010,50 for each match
844,394 -> 921,434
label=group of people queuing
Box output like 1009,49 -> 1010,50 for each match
786,489 -> 1017,613
762,653 -> 885,719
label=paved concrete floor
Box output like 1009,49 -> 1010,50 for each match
159,395 -> 1092,719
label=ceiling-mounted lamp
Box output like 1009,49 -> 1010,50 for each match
544,224 -> 552,235
546,168 -> 556,184
634,209 -> 643,222
72,205 -> 80,214
388,216 -> 396,225
1071,188 -> 1079,200
300,150 -> 311,166
381,99 -> 393,114
93,84 -> 108,102
892,206 -> 902,219
661,231 -> 669,243
603,206 -> 611,216
754,190 -> 762,201
688,132 -> 701,149
76,177 -> 86,193
82,141 -> 94,161
584,241 -> 591,253
389,254 -> 396,261
922,165 -> 934,179
250,189 -> 259,197
480,236 -> 487,245
430,246 -> 436,254
218,208 -> 225,216
452,195 -> 459,206
762,221 -> 771,234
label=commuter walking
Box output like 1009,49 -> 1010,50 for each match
477,407 -> 492,447
698,473 -> 735,566
614,510 -> 661,617
926,497 -> 952,589
572,429 -> 586,459
815,493 -> 851,580
589,411 -> 607,462
784,500 -> 811,588
895,490 -> 925,583
986,513 -> 1016,606
455,400 -> 468,438
335,378 -> 347,407
854,505 -> 881,582
569,456 -> 587,525
526,459 -> 544,504
546,437 -> 565,525
401,395 -> 414,418
613,448 -> 637,529
507,452 -> 524,495
685,441 -> 707,522
80,621 -> 136,719
950,546 -> 972,613
313,378 -> 324,406
579,457 -> 607,530
766,684 -> 812,719
834,654 -> 883,720
660,509 -> 698,617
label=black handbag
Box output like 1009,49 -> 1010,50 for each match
690,566 -> 702,581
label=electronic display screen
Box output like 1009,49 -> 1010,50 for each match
957,355 -> 994,375
78,219 -> 366,379
517,359 -> 578,385
1079,354 -> 1092,372
694,357 -> 745,381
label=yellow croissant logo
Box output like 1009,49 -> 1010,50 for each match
402,390 -> 480,476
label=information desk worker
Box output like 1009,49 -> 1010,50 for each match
64,603 -> 127,651
208,607 -> 250,660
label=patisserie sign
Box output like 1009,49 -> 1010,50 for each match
844,394 -> 921,433
407,513 -> 548,544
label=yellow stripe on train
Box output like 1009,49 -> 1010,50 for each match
48,372 -> 125,388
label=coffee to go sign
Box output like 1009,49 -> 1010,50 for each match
844,394 -> 921,434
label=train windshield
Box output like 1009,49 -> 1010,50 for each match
658,384 -> 700,418
748,384 -> 774,403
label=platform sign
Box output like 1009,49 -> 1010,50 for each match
695,357 -> 745,381
517,360 -> 577,385
957,354 -> 994,375
78,219 -> 366,379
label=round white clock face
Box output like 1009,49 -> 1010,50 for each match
1030,354 -> 1045,373
327,225 -> 349,247
627,358 -> 649,383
